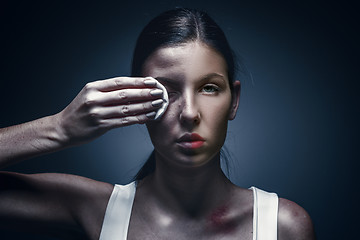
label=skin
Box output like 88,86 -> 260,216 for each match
0,41 -> 316,239
144,41 -> 239,168
0,77 -> 163,238
127,41 -> 245,239
128,41 -> 315,239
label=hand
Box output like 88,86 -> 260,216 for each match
55,77 -> 163,146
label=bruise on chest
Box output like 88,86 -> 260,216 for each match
207,205 -> 238,233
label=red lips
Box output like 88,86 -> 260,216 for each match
177,133 -> 205,149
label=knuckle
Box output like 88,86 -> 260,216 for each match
84,95 -> 96,107
120,117 -> 130,125
89,108 -> 100,119
142,102 -> 149,110
140,89 -> 147,97
121,106 -> 129,115
134,78 -> 142,86
114,78 -> 124,87
98,119 -> 108,128
136,115 -> 147,124
84,82 -> 94,91
119,90 -> 127,100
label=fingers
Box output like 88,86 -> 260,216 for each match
91,99 -> 164,119
82,77 -> 163,106
88,77 -> 157,92
95,88 -> 164,105
100,113 -> 154,128
77,76 -> 165,130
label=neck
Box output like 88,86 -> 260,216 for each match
146,152 -> 233,218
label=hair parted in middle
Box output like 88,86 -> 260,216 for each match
131,8 -> 236,90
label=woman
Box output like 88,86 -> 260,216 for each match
0,8 -> 315,239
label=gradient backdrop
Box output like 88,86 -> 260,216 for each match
1,0 -> 358,239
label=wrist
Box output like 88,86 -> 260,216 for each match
48,112 -> 71,149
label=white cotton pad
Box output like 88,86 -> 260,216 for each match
147,77 -> 169,120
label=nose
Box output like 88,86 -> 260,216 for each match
179,91 -> 200,126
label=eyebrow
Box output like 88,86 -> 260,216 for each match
200,73 -> 226,83
156,73 -> 226,86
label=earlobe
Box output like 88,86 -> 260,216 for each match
229,80 -> 241,120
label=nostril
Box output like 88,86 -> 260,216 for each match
193,114 -> 200,124
179,105 -> 200,124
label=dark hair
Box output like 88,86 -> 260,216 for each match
132,8 -> 236,181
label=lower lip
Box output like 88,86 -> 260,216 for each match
178,141 -> 204,149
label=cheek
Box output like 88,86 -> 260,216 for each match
200,97 -> 231,140
146,105 -> 179,142
201,96 -> 231,122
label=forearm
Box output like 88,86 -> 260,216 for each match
0,77 -> 164,169
0,113 -> 66,168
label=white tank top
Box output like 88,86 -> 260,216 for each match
99,182 -> 278,240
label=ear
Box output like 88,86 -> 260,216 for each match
229,80 -> 241,120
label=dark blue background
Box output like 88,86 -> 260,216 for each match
1,0 -> 358,239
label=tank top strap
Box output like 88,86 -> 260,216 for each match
250,186 -> 279,240
99,181 -> 137,240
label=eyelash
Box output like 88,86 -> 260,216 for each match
201,84 -> 220,94
165,84 -> 221,100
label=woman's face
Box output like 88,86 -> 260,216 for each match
143,41 -> 239,168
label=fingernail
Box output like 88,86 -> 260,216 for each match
146,111 -> 156,118
152,99 -> 163,107
144,78 -> 157,86
150,89 -> 163,97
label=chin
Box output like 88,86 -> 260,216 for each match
159,149 -> 220,169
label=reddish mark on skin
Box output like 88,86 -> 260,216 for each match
208,205 -> 237,233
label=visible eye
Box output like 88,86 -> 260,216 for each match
201,84 -> 220,94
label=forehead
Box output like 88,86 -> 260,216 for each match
142,41 -> 228,81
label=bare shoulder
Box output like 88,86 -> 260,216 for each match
278,197 -> 316,240
24,172 -> 114,237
